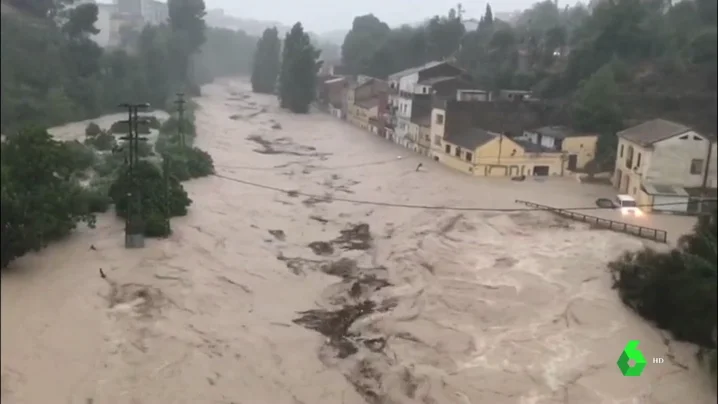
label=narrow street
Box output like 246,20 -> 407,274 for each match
1,79 -> 715,404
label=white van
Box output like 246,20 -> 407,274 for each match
615,194 -> 643,216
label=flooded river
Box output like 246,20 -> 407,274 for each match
1,79 -> 715,404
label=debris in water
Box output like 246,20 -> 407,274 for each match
334,223 -> 372,251
293,300 -> 376,358
309,215 -> 329,224
271,123 -> 282,129
268,229 -> 286,241
308,241 -> 334,256
229,114 -> 241,120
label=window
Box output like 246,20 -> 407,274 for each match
690,159 -> 704,175
422,87 -> 427,94
620,144 -> 624,158
434,135 -> 442,146
466,152 -> 473,162
455,147 -> 461,157
445,144 -> 451,153
435,114 -> 444,125
636,153 -> 641,168
625,146 -> 634,169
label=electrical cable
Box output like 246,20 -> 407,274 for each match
211,172 -> 718,212
214,157 -> 413,171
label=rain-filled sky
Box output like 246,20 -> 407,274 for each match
203,0 -> 548,32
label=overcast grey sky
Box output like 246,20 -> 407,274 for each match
203,0 -> 543,33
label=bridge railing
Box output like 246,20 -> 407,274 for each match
515,199 -> 668,243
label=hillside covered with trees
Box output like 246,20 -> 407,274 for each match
340,0 -> 717,137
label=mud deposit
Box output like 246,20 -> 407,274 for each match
2,78 -> 714,404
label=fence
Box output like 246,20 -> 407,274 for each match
515,200 -> 668,243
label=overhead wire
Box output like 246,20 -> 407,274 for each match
211,172 -> 718,212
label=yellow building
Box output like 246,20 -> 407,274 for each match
430,108 -> 564,176
522,126 -> 598,171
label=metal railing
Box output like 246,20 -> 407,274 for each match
515,200 -> 668,243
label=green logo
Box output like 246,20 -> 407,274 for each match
617,340 -> 647,376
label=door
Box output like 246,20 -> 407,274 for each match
567,154 -> 578,170
533,166 -> 550,176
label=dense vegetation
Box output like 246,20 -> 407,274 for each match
1,0 -> 223,268
251,27 -> 281,94
277,23 -> 322,113
340,0 -> 717,165
610,209 -> 717,376
1,0 -> 257,133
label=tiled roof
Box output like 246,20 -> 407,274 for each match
532,126 -> 591,139
418,76 -> 457,86
445,128 -> 497,150
617,119 -> 691,146
388,61 -> 445,79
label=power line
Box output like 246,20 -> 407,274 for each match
215,157 -> 411,171
211,172 -> 718,212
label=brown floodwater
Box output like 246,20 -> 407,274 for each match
2,78 -> 715,404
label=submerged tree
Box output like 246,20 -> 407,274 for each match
108,160 -> 192,237
251,27 -> 281,94
278,22 -> 322,113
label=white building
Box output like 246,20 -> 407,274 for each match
387,61 -> 470,149
614,119 -> 717,214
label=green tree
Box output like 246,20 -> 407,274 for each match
251,27 -> 281,94
341,14 -> 391,74
279,23 -> 322,113
1,128 -> 97,268
108,160 -> 192,238
610,208 -> 717,376
572,64 -> 623,168
168,0 -> 207,85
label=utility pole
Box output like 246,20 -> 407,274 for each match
118,102 -> 150,249
174,92 -> 186,149
163,153 -> 171,235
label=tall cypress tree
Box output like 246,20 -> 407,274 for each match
251,27 -> 281,94
278,22 -> 322,113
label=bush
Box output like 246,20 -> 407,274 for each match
108,160 -> 192,237
85,122 -> 102,138
1,128 -> 96,268
162,146 -> 215,180
94,152 -> 125,177
609,209 -> 717,373
75,187 -> 112,213
109,120 -> 151,134
59,140 -> 96,174
85,130 -> 116,151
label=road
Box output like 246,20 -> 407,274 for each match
1,78 -> 714,404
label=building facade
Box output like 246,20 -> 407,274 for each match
387,61 -> 466,149
613,119 -> 717,213
521,126 -> 598,171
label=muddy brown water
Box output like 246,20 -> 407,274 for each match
1,78 -> 715,404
